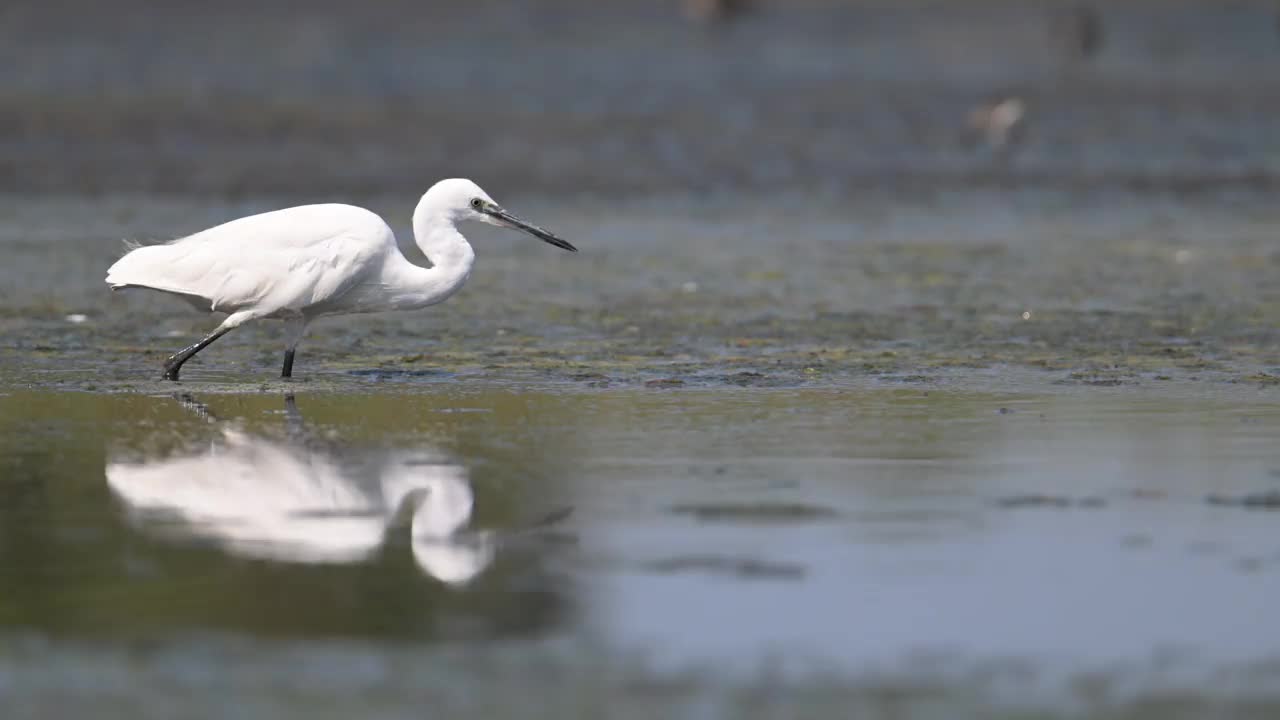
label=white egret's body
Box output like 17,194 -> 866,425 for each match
105,178 -> 576,380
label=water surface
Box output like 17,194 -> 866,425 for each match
3,388 -> 1279,717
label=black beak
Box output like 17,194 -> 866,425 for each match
484,206 -> 578,252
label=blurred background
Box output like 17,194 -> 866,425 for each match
3,2 -> 1280,719
4,0 -> 1280,196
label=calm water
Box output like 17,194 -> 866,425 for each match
3,388 -> 1279,717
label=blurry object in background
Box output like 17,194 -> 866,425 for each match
105,396 -> 496,585
966,97 -> 1028,156
683,0 -> 749,24
1049,4 -> 1103,60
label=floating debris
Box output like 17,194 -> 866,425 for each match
1130,488 -> 1168,500
669,502 -> 840,523
525,506 -> 575,529
643,554 -> 805,580
1205,491 -> 1280,510
721,371 -> 786,387
995,494 -> 1107,509
1243,374 -> 1280,386
569,372 -> 609,382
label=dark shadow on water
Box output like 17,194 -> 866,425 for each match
640,555 -> 808,581
667,502 -> 841,524
347,369 -> 457,380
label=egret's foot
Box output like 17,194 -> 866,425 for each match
162,357 -> 182,381
158,327 -> 230,383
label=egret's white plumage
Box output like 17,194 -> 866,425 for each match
108,205 -> 393,317
106,178 -> 576,380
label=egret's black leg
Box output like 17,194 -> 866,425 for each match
163,327 -> 231,381
281,349 -> 296,378
280,318 -> 310,380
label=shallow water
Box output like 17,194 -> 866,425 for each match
3,388 -> 1280,717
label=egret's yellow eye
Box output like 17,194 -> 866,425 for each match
470,198 -> 484,211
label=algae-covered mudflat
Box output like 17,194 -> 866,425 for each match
4,188 -> 1279,396
2,1 -> 1280,717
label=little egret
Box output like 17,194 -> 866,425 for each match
105,178 -> 577,380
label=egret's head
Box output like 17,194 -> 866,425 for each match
425,178 -> 577,252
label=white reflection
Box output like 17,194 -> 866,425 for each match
105,399 -> 494,585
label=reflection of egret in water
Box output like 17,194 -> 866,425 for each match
105,396 -> 495,585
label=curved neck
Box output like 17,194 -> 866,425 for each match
375,196 -> 476,311
412,195 -> 476,278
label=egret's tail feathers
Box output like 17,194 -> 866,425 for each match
106,244 -> 156,288
104,242 -> 224,313
105,244 -> 196,295
108,241 -> 145,289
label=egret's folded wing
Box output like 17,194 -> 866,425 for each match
106,204 -> 394,315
